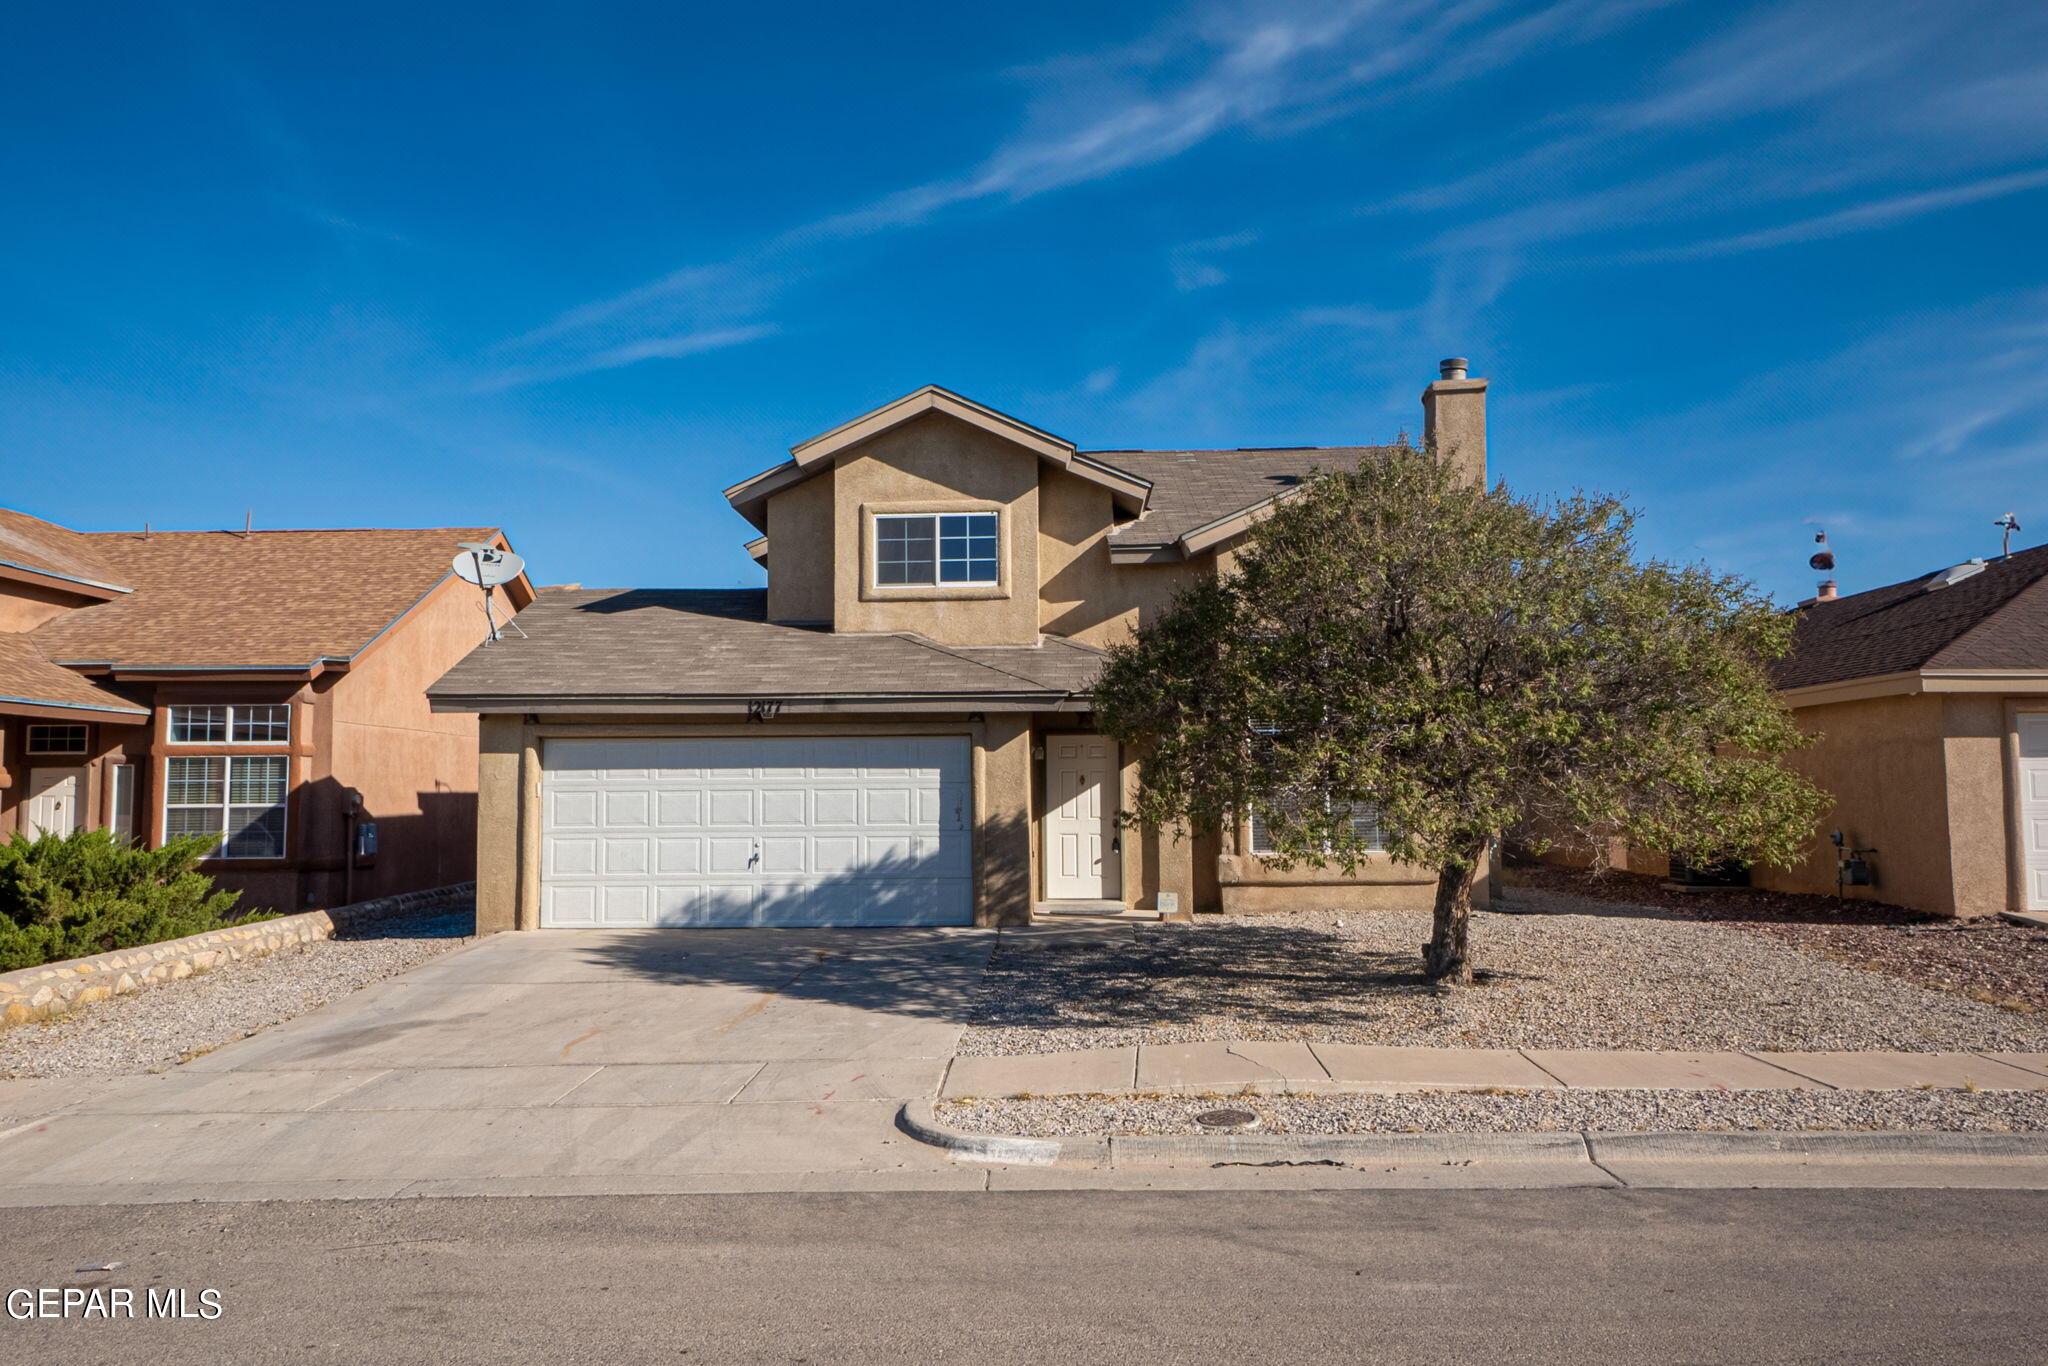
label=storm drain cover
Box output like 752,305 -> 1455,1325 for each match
1194,1108 -> 1261,1131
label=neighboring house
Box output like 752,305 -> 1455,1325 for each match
1754,547 -> 2048,918
1548,546 -> 2048,919
429,361 -> 1490,932
0,507 -> 533,913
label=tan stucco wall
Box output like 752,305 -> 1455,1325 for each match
765,472 -> 833,624
1037,466 -> 1214,648
828,413 -> 1042,645
0,580 -> 97,632
1750,692 -> 1959,913
325,575 -> 496,902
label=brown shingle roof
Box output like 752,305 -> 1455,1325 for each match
0,634 -> 148,716
0,507 -> 129,591
31,527 -> 500,671
1774,541 -> 2048,690
428,588 -> 1105,709
1092,447 -> 1395,547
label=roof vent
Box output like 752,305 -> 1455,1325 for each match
1922,559 -> 1987,592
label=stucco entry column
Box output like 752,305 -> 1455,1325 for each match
975,714 -> 1034,926
474,714 -> 524,934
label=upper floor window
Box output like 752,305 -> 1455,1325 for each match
873,512 -> 998,587
25,724 -> 88,755
168,704 -> 291,745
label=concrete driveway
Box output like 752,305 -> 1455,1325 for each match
0,928 -> 998,1204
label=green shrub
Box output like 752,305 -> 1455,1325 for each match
0,828 -> 264,972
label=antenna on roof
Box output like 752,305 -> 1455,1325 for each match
1806,530 -> 1837,603
243,508 -> 253,538
1995,512 -> 2021,560
454,542 -> 529,645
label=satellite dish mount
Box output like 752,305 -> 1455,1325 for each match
454,543 -> 528,645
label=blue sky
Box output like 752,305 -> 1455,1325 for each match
5,0 -> 2046,602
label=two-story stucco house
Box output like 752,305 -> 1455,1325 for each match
430,361 -> 1489,932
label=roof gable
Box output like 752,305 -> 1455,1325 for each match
725,386 -> 1148,531
30,526 -> 522,673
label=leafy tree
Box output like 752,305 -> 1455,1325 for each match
1092,443 -> 1826,984
0,828 -> 255,971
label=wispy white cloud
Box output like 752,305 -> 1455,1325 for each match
1168,230 -> 1260,290
490,0 -> 1666,388
1637,165 -> 2048,260
473,324 -> 778,394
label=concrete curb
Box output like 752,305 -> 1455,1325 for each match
1109,1130 -> 1588,1167
1588,1130 -> 2048,1161
901,1108 -> 2048,1171
897,1102 -> 1106,1166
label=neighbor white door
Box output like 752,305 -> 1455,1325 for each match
540,735 -> 972,928
25,767 -> 86,836
1043,736 -> 1120,901
2021,713 -> 2048,912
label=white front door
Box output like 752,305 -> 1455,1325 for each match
1044,736 -> 1120,901
2021,713 -> 2048,912
540,735 -> 972,928
26,768 -> 86,836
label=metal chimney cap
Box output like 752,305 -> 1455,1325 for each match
1439,357 -> 1470,380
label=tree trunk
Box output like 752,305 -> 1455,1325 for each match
1423,839 -> 1490,985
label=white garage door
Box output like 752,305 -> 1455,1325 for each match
541,736 -> 972,928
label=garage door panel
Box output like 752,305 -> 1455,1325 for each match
759,836 -> 808,874
602,790 -> 651,827
707,837 -> 755,873
656,790 -> 703,826
549,790 -> 599,829
864,788 -> 913,826
546,885 -> 598,926
760,789 -> 807,826
655,838 -> 701,875
813,835 -> 862,873
813,788 -> 861,824
549,837 -> 598,877
707,790 -> 755,826
602,837 -> 651,876
541,736 -> 971,928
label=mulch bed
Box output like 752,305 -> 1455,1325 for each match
1507,862 -> 2048,1014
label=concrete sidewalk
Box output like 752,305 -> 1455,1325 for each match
940,1042 -> 2048,1099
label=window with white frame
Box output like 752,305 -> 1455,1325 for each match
163,755 -> 288,858
872,512 -> 999,587
167,704 -> 290,744
25,724 -> 88,755
1248,796 -> 1387,856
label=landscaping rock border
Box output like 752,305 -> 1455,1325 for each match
0,882 -> 473,1027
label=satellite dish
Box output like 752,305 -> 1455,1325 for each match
454,547 -> 525,588
453,543 -> 529,645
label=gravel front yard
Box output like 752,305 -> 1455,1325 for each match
0,908 -> 471,1079
1511,862 -> 2048,1012
963,894 -> 2048,1057
940,1088 -> 2048,1137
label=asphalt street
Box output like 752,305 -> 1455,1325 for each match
2,1188 -> 2041,1364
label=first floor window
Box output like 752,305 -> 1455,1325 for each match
1249,797 -> 1386,856
110,764 -> 135,841
25,724 -> 88,754
164,755 -> 288,858
873,512 -> 998,586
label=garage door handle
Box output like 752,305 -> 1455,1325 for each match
748,842 -> 761,870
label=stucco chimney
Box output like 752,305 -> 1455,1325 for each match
1816,579 -> 1838,601
1422,357 -> 1486,486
